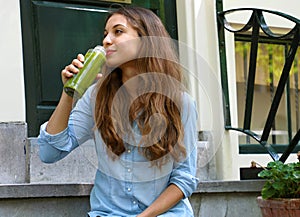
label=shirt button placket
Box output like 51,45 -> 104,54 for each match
124,147 -> 133,201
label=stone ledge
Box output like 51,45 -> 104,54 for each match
0,183 -> 93,199
0,180 -> 265,199
195,180 -> 265,193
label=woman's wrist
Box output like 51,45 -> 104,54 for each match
45,90 -> 73,134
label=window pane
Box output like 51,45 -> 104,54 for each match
235,41 -> 300,147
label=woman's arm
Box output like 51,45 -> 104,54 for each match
38,54 -> 88,163
38,84 -> 96,163
46,91 -> 73,134
46,54 -> 84,134
137,184 -> 184,217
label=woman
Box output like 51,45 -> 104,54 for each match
38,6 -> 198,217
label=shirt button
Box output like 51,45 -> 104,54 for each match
133,201 -> 137,204
127,168 -> 131,172
127,188 -> 131,192
127,149 -> 131,153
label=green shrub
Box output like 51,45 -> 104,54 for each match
258,161 -> 300,199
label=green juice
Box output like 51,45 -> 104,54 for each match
64,45 -> 106,97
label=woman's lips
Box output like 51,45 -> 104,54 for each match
106,49 -> 116,56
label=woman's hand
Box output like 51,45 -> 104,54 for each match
137,184 -> 184,217
61,54 -> 84,85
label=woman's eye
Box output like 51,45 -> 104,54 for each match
115,29 -> 123,35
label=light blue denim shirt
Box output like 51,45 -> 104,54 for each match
38,85 -> 199,217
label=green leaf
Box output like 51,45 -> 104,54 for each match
262,186 -> 276,199
272,181 -> 285,191
294,171 -> 300,179
258,169 -> 272,178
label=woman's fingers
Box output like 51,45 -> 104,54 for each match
72,56 -> 84,69
77,53 -> 85,63
61,54 -> 85,84
95,73 -> 103,81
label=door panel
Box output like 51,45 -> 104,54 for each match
35,1 -> 108,101
20,0 -> 178,136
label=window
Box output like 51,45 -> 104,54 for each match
235,38 -> 300,153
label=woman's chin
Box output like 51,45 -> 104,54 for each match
105,61 -> 121,69
106,60 -> 135,70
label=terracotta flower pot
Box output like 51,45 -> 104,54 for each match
257,196 -> 300,217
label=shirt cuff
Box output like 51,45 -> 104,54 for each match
38,121 -> 76,152
169,170 -> 199,198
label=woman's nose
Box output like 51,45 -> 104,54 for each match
103,34 -> 112,47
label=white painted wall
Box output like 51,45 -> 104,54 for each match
0,0 -> 25,121
176,0 -> 239,180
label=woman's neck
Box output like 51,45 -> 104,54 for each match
120,63 -> 138,83
120,64 -> 140,98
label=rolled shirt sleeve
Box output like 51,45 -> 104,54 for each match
169,92 -> 199,198
38,85 -> 96,163
38,122 -> 77,163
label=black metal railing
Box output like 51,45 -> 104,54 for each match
217,7 -> 300,162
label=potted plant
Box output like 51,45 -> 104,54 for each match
256,160 -> 300,217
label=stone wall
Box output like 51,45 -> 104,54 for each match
27,138 -> 96,183
0,122 -> 217,184
0,122 -> 27,184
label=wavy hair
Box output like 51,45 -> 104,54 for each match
94,6 -> 186,165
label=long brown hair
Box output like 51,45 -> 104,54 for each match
94,6 -> 186,165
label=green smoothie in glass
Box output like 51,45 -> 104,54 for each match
64,45 -> 106,97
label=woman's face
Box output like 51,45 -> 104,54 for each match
103,14 -> 141,69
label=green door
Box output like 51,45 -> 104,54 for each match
20,0 -> 178,136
